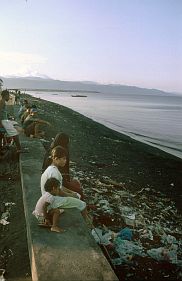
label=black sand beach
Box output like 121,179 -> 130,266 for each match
0,93 -> 182,280
30,94 -> 182,211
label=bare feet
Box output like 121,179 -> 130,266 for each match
51,226 -> 65,233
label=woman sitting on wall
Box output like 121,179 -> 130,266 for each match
42,132 -> 84,200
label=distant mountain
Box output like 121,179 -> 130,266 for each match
0,76 -> 172,96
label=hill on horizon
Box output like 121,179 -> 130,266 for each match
0,76 -> 173,96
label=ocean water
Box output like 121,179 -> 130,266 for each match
27,90 -> 182,160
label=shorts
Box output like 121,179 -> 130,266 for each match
51,196 -> 86,211
1,120 -> 19,137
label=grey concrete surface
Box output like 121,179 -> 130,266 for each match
19,136 -> 118,281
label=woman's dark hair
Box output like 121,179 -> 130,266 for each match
44,177 -> 60,192
1,90 -> 9,98
51,133 -> 69,149
51,145 -> 67,159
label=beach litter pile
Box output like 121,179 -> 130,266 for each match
71,163 -> 182,280
0,202 -> 15,228
0,173 -> 30,279
0,269 -> 6,281
0,201 -> 15,276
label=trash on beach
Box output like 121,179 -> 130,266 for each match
0,269 -> 5,281
0,219 -> 10,226
0,202 -> 15,226
100,178 -> 125,189
0,248 -> 13,274
84,172 -> 182,275
91,228 -> 113,246
117,227 -> 133,241
97,199 -> 114,214
139,228 -> 154,240
147,245 -> 178,264
120,206 -> 136,227
113,237 -> 146,265
151,224 -> 166,236
1,211 -> 10,220
89,161 -> 109,168
92,187 -> 103,194
161,234 -> 177,245
4,202 -> 15,207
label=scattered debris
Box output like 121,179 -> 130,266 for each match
91,228 -> 113,246
70,167 -> 182,280
0,202 -> 15,227
0,269 -> 5,281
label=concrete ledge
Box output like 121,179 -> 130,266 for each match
19,137 -> 118,281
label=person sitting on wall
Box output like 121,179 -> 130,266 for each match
20,104 -> 37,125
42,132 -> 84,200
22,107 -> 51,138
33,177 -> 65,233
20,105 -> 32,125
18,98 -> 29,118
40,146 -> 88,221
0,90 -> 24,153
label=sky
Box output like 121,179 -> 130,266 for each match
0,0 -> 181,93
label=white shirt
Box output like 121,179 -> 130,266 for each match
41,165 -> 63,195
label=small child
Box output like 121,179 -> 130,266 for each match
33,177 -> 65,233
41,146 -> 88,220
33,177 -> 87,233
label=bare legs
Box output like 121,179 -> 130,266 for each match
48,209 -> 65,233
13,135 -> 21,151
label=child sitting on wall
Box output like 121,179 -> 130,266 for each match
40,146 -> 88,223
33,176 -> 87,233
33,177 -> 65,233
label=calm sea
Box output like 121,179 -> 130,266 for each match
27,90 -> 182,160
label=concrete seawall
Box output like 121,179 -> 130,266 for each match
19,136 -> 118,281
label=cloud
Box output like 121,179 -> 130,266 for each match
0,51 -> 47,64
1,68 -> 52,79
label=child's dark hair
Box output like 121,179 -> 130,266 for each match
44,177 -> 60,192
51,145 -> 67,159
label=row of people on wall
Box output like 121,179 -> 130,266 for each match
0,89 -> 90,232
